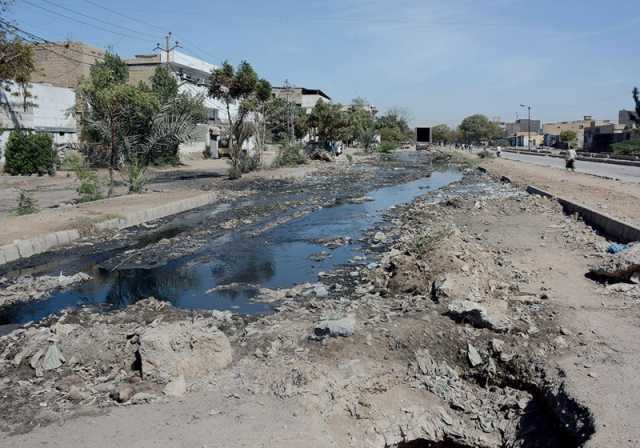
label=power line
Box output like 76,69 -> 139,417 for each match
20,0 -> 151,43
35,0 -> 158,40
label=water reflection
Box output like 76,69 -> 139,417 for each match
0,169 -> 462,325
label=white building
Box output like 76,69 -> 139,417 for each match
0,81 -> 78,162
127,50 -> 243,158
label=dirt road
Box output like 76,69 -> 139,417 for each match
483,157 -> 640,226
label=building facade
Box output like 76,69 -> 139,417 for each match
584,122 -> 631,152
31,42 -> 105,89
0,81 -> 78,162
272,87 -> 331,114
126,50 -> 238,158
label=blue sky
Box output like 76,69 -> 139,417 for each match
8,0 -> 640,126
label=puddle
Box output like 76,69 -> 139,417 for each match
0,170 -> 462,325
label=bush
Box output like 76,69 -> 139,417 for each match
378,142 -> 396,154
272,144 -> 307,168
68,153 -> 105,202
13,190 -> 38,215
125,157 -> 148,193
4,130 -> 56,176
611,138 -> 640,155
478,148 -> 496,159
58,151 -> 85,171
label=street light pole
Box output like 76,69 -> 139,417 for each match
520,104 -> 532,150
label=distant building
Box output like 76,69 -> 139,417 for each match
31,41 -> 105,89
0,81 -> 78,162
126,50 -> 238,158
272,87 -> 331,114
584,122 -> 631,153
504,119 -> 541,137
619,109 -> 637,128
543,116 -> 594,149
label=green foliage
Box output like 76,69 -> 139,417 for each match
308,101 -> 348,146
376,109 -> 412,144
265,96 -> 308,143
432,124 -> 455,144
58,151 -> 85,171
64,152 -> 104,202
611,137 -> 640,155
125,156 -> 147,193
151,65 -> 178,104
87,52 -> 128,91
209,61 -> 271,177
346,154 -> 353,163
272,143 -> 307,168
378,142 -> 396,154
4,130 -> 56,175
343,98 -> 376,148
560,130 -> 577,143
458,114 -> 504,144
13,190 -> 38,215
629,87 -> 640,128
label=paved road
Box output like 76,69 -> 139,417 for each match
502,152 -> 640,183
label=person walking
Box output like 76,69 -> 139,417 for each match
565,147 -> 577,172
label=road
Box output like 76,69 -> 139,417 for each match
501,152 -> 640,183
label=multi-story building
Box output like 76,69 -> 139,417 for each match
272,87 -> 331,114
126,50 -> 238,158
31,41 -> 105,89
543,116 -> 595,149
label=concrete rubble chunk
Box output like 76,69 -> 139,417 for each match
467,343 -> 483,367
163,375 -> 187,397
313,315 -> 355,338
137,320 -> 232,382
447,300 -> 512,332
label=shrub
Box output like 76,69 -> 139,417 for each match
611,138 -> 640,155
346,154 -> 353,163
125,157 -> 148,193
68,153 -> 105,202
58,150 -> 85,171
272,144 -> 307,168
4,130 -> 56,176
13,190 -> 38,215
378,142 -> 396,154
478,148 -> 496,159
228,151 -> 261,179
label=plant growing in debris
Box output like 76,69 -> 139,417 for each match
124,156 -> 147,193
66,152 -> 105,202
13,189 -> 38,215
272,143 -> 307,168
209,61 -> 271,178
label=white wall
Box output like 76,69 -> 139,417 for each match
0,82 -> 78,161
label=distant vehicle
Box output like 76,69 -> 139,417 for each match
415,127 -> 432,151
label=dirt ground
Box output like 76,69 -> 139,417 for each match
1,152 -> 640,447
483,158 -> 640,226
0,149 -> 360,246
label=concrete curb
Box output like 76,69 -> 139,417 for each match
505,149 -> 640,168
0,192 -> 217,268
526,185 -> 640,243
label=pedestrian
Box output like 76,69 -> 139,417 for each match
496,146 -> 502,158
565,147 -> 577,172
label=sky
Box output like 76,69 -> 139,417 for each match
7,0 -> 640,127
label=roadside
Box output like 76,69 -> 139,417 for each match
499,151 -> 640,183
482,157 -> 640,226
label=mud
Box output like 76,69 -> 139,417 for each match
0,153 -> 609,447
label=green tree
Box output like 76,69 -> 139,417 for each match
458,114 -> 503,144
559,130 -> 577,148
376,109 -> 412,144
0,2 -> 35,105
4,130 -> 55,176
629,87 -> 640,128
151,65 -> 178,104
432,124 -> 454,144
308,101 -> 348,146
208,61 -> 270,177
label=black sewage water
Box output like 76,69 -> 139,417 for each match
0,170 -> 462,325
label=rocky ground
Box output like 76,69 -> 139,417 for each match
1,152 -> 640,447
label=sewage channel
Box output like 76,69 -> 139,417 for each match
0,169 -> 462,326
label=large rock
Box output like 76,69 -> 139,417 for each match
590,244 -> 640,281
313,315 -> 355,338
447,300 -> 512,332
137,320 -> 232,382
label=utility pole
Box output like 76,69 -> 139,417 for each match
283,79 -> 295,143
154,32 -> 181,68
520,104 -> 532,150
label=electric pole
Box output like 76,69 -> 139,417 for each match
154,32 -> 182,67
520,104 -> 532,150
283,79 -> 295,143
